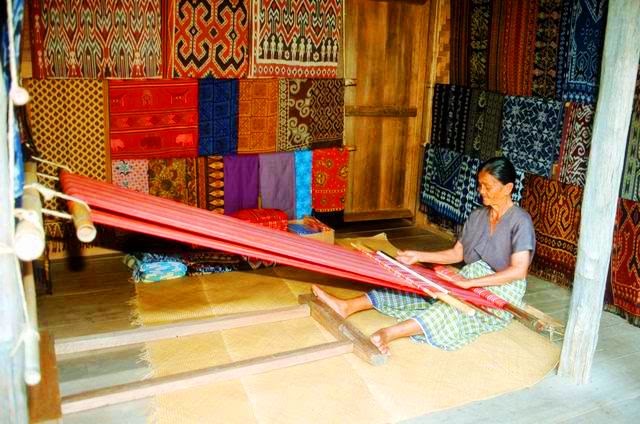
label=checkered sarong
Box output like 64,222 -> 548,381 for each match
367,261 -> 526,351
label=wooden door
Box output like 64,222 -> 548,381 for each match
343,0 -> 431,221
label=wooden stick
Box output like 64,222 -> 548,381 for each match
61,341 -> 353,414
68,201 -> 96,243
299,294 -> 387,366
22,262 -> 41,385
55,305 -> 311,355
14,161 -> 45,261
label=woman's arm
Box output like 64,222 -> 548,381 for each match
396,241 -> 464,265
453,250 -> 531,289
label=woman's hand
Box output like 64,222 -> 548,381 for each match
395,250 -> 424,265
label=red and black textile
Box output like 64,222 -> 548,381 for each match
309,79 -> 344,148
30,0 -> 163,78
532,0 -> 562,99
169,0 -> 249,78
468,0 -> 491,89
557,102 -> 595,187
196,156 -> 225,214
607,198 -> 640,326
312,148 -> 349,213
520,174 -> 583,287
450,0 -> 471,86
229,208 -> 289,232
108,80 -> 199,159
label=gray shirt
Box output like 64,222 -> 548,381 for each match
459,206 -> 535,272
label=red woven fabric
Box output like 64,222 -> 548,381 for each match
312,148 -> 349,212
609,199 -> 640,320
229,208 -> 288,231
109,80 -> 199,159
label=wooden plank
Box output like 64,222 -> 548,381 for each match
61,340 -> 353,414
28,331 -> 62,423
344,208 -> 413,222
345,105 -> 417,117
558,0 -> 640,384
299,294 -> 387,366
55,305 -> 311,355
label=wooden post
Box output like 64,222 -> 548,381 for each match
558,0 -> 640,384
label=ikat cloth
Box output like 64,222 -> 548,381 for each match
250,0 -> 342,78
312,147 -> 348,212
500,96 -> 564,177
532,0 -> 562,99
196,155 -> 225,214
29,0 -> 162,78
277,79 -> 313,151
464,89 -> 504,161
621,63 -> 640,201
557,102 -> 595,187
238,79 -> 278,153
148,158 -> 198,207
198,79 -> 238,156
367,260 -> 526,351
430,84 -> 471,153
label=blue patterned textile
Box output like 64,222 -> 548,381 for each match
420,146 -> 465,223
198,79 -> 238,156
500,96 -> 564,177
556,0 -> 608,104
430,84 -> 471,153
124,253 -> 188,283
294,150 -> 312,219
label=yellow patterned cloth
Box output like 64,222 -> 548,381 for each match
238,79 -> 278,153
148,158 -> 198,207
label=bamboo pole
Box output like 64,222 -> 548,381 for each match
558,0 -> 640,384
14,161 -> 44,261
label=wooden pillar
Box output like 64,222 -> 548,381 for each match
558,0 -> 640,384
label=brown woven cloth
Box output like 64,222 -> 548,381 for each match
238,79 -> 278,153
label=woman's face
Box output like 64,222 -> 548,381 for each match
477,171 -> 513,207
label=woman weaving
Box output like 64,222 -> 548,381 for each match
312,157 -> 535,354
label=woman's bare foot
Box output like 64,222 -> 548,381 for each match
311,285 -> 350,318
370,330 -> 391,355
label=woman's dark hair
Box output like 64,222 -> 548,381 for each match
478,157 -> 516,186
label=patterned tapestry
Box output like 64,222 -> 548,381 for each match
558,102 -> 595,187
500,96 -> 564,177
148,158 -> 198,207
556,0 -> 608,103
464,89 -> 504,161
312,148 -> 349,212
468,0 -> 491,89
607,198 -> 640,326
532,0 -> 562,99
29,0 -> 162,78
223,154 -> 259,214
420,146 -> 464,224
259,153 -> 296,219
169,0 -> 249,78
621,64 -> 640,201
112,160 -> 149,193
250,0 -> 342,78
309,79 -> 344,148
238,79 -> 278,153
520,174 -> 583,287
294,150 -> 312,219
277,79 -> 313,151
25,79 -> 107,211
430,84 -> 471,154
109,80 -> 199,159
198,79 -> 238,156
196,155 -> 224,214
450,0 -> 470,86
498,0 -> 537,96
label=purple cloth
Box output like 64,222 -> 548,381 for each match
223,155 -> 259,214
259,153 -> 296,219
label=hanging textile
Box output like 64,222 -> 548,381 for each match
112,160 -> 149,193
198,79 -> 238,156
557,102 -> 595,187
168,0 -> 249,78
430,84 -> 470,154
109,80 -> 199,159
456,155 -> 482,222
309,79 -> 344,149
25,79 -> 107,210
277,79 -> 313,152
29,0 -> 162,78
148,158 -> 198,207
312,148 -> 349,213
223,154 -> 258,214
450,0 -> 471,86
607,198 -> 640,327
500,96 -> 564,177
250,0 -> 342,78
520,174 -> 583,287
196,155 -> 225,214
621,63 -> 640,201
259,153 -> 296,219
468,0 -> 491,89
498,0 -> 538,96
420,146 -> 464,224
294,150 -> 312,219
486,0 -> 505,92
464,89 -> 504,161
237,79 -> 278,153
532,0 -> 562,99
556,0 -> 608,103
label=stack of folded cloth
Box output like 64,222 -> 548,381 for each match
229,208 -> 288,231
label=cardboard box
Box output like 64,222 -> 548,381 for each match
288,218 -> 335,244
